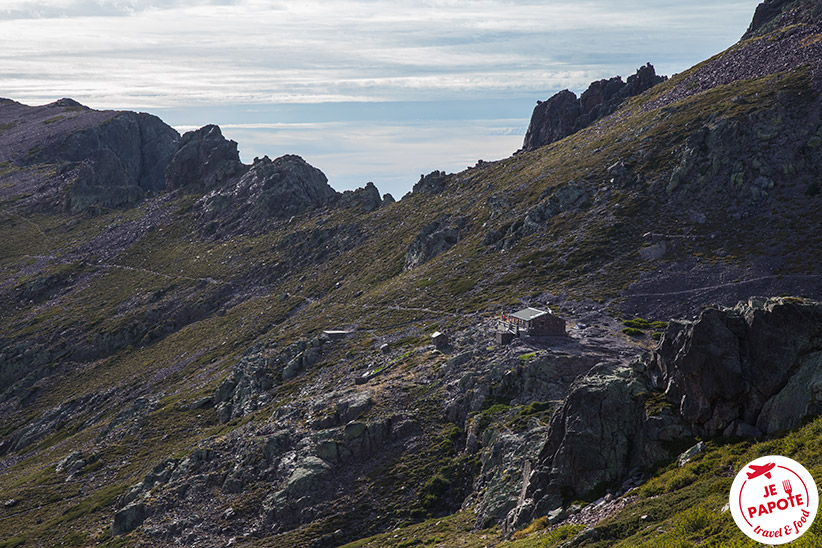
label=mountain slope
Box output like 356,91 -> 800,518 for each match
1,1 -> 822,547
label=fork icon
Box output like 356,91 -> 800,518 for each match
783,479 -> 793,496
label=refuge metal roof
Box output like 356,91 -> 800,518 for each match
511,307 -> 549,321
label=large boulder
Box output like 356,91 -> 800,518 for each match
111,502 -> 147,536
504,362 -> 664,531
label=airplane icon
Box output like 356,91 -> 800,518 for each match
747,462 -> 776,480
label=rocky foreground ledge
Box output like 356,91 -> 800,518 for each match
505,296 -> 822,532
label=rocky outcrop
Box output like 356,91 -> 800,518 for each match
412,170 -> 449,194
0,98 -> 180,213
434,323 -> 634,529
165,125 -> 245,191
521,90 -> 580,152
1,391 -> 113,454
56,451 -> 96,476
112,502 -> 147,536
336,181 -> 383,211
199,154 -> 337,234
41,111 -> 178,192
743,0 -> 820,39
506,297 -> 822,533
404,217 -> 466,269
111,390 -> 415,542
648,297 -> 822,436
214,337 -> 328,422
522,64 -> 666,151
483,182 -> 590,248
505,362 -> 662,531
57,112 -> 179,212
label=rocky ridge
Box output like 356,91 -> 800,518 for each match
0,99 -> 391,232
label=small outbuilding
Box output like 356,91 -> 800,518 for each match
323,329 -> 354,340
495,331 -> 515,345
501,307 -> 566,337
431,331 -> 449,350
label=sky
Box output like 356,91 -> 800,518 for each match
0,0 -> 761,197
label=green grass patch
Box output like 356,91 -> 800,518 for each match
52,482 -> 127,526
622,318 -> 651,329
512,516 -> 549,539
642,392 -> 674,417
448,277 -> 476,295
622,327 -> 644,337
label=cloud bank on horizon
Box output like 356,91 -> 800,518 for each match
0,0 -> 760,195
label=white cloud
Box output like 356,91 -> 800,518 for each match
0,0 -> 241,18
0,0 -> 761,194
0,0 -> 761,107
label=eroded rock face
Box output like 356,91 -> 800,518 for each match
0,99 -> 181,213
54,112 -> 180,212
483,182 -> 590,249
522,64 -> 666,151
337,181 -> 383,211
521,90 -> 580,152
166,125 -> 244,191
503,362 -> 666,532
214,337 -> 329,423
649,297 -> 822,436
112,394 -> 414,542
506,297 -> 822,534
404,217 -> 466,269
199,154 -> 337,234
744,0 -> 811,38
412,170 -> 449,194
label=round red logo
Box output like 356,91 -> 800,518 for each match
730,455 -> 818,544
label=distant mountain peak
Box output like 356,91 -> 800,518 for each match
48,97 -> 86,109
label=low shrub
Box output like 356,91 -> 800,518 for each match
674,505 -> 712,535
512,516 -> 549,539
623,318 -> 651,329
